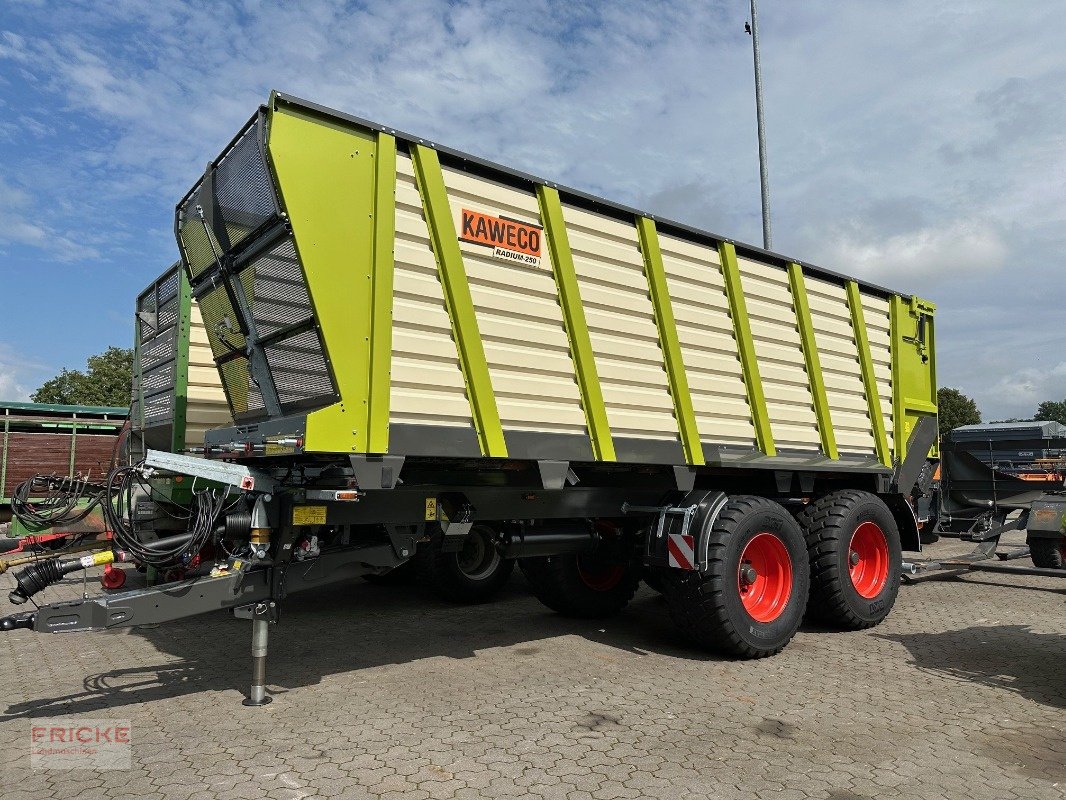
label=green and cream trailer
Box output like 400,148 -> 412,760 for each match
2,93 -> 938,702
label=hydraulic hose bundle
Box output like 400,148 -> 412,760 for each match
10,474 -> 107,534
102,461 -> 240,570
6,461 -> 244,606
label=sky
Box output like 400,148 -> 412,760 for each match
0,0 -> 1064,421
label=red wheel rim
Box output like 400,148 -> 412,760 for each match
738,533 -> 793,623
848,521 -> 889,598
577,557 -> 626,591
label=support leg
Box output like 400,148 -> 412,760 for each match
242,601 -> 275,706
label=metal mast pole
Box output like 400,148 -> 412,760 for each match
747,0 -> 772,250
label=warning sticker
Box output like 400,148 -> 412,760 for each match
459,209 -> 542,267
425,497 -> 438,521
667,533 -> 695,571
292,506 -> 327,526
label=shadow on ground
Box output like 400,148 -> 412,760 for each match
1,574 -> 734,719
876,624 -> 1066,709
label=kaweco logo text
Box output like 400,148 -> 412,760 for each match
460,208 -> 543,267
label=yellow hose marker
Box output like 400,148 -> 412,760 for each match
79,551 -> 115,569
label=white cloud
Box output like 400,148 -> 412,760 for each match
817,218 -> 1009,282
0,177 -> 99,261
0,343 -> 47,402
984,362 -> 1066,421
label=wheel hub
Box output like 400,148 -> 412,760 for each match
577,556 -> 627,591
455,528 -> 501,581
737,532 -> 793,623
848,521 -> 889,598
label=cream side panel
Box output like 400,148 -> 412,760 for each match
805,278 -> 876,454
860,293 -> 894,452
391,154 -> 474,429
441,167 -> 587,436
737,258 -> 820,451
658,233 -> 756,448
562,204 -> 679,441
186,301 -> 231,445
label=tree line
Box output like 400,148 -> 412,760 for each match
17,346 -> 1066,439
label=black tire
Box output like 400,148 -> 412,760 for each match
521,551 -> 641,618
660,495 -> 809,659
362,560 -> 415,585
1028,537 -> 1066,569
416,523 -> 515,604
796,490 -> 901,630
642,566 -> 666,594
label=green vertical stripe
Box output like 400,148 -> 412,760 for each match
889,296 -> 905,462
173,267 -> 193,453
637,217 -> 704,465
719,242 -> 775,456
537,187 -> 615,461
846,281 -> 891,466
410,144 -> 507,458
787,263 -> 838,460
1,415 -> 9,501
367,133 -> 396,453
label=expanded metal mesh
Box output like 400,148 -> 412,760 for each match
177,181 -> 218,280
157,271 -> 180,304
135,264 -> 183,428
143,392 -> 174,422
265,329 -> 334,407
177,112 -> 279,282
238,236 -> 314,337
197,283 -> 247,361
141,362 -> 175,393
219,356 -> 264,417
173,111 -> 336,422
213,121 -> 276,249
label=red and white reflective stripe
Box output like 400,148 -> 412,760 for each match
667,533 -> 695,570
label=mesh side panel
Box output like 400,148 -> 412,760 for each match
143,392 -> 174,422
157,296 -> 179,331
141,362 -> 175,393
137,285 -> 158,339
177,114 -> 278,283
197,284 -> 247,360
238,236 -> 314,336
135,264 -> 183,434
158,271 -> 180,304
141,335 -> 176,371
214,120 -> 275,251
265,329 -> 334,407
178,182 -> 217,280
219,356 -> 264,417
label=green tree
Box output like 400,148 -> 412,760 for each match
937,387 -> 981,438
1034,399 -> 1066,425
32,347 -> 134,408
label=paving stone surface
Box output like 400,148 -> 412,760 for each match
0,533 -> 1062,799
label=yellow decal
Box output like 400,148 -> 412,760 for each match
265,443 -> 296,456
425,497 -> 438,521
292,506 -> 327,526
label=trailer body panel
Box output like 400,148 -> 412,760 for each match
175,92 -> 937,471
